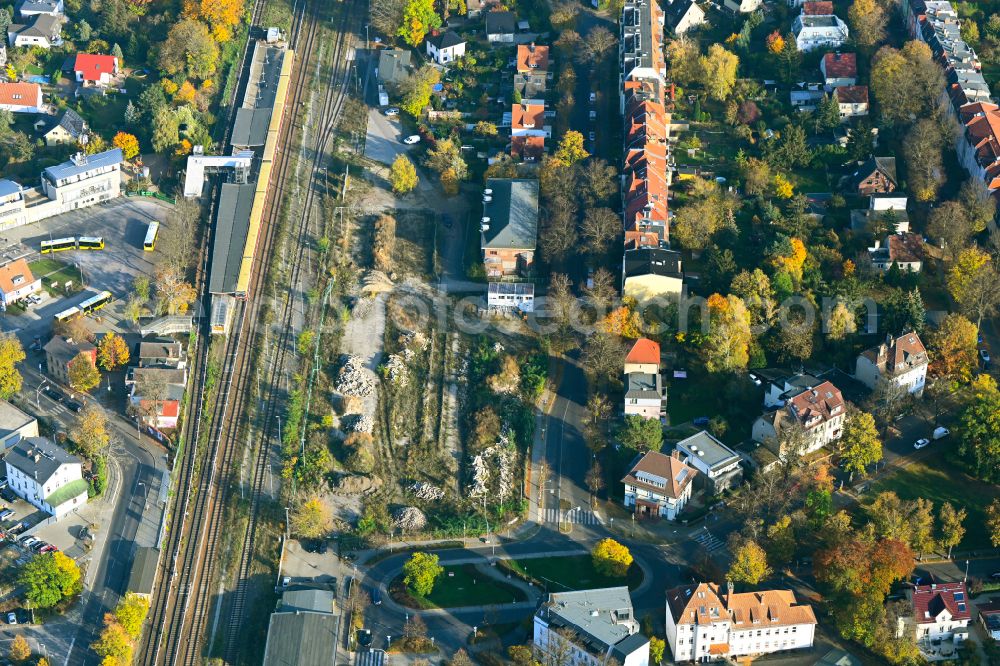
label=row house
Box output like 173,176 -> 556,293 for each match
480,178 -> 539,278
752,379 -> 845,457
666,582 -> 817,662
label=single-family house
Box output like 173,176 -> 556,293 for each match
898,582 -> 971,648
666,582 -> 818,662
138,339 -> 186,369
43,108 -> 88,145
4,436 -> 87,518
624,338 -> 660,375
622,247 -> 684,306
425,31 -> 466,65
510,101 -> 550,139
44,335 -> 96,386
674,430 -> 742,493
790,83 -> 825,111
0,399 -> 38,452
485,11 -> 517,43
7,13 -> 61,48
665,0 -> 706,35
15,0 -> 63,17
978,599 -> 1000,642
375,49 -> 412,88
72,53 -> 119,87
622,451 -> 696,520
834,85 -> 868,119
534,588 -> 649,666
868,232 -> 924,273
514,43 -> 550,98
486,281 -> 534,312
0,83 -> 43,113
792,14 -> 849,51
511,135 -> 545,161
855,332 -> 928,397
0,258 -> 39,308
624,372 -> 663,420
753,380 -> 846,456
820,52 -> 857,87
481,178 -> 538,278
850,156 -> 897,195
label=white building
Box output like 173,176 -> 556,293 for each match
0,258 -> 40,308
534,587 -> 650,666
621,450 -> 696,520
0,399 -> 38,452
7,13 -> 61,48
4,437 -> 87,519
665,0 -> 706,36
868,233 -> 924,274
856,332 -> 928,397
666,582 -> 817,663
898,582 -> 971,649
753,380 -> 845,456
674,431 -> 742,493
723,0 -> 762,12
792,14 -> 849,51
0,82 -> 43,113
41,148 -> 123,211
15,0 -> 63,17
486,281 -> 534,312
425,31 -> 466,65
624,372 -> 663,420
834,85 -> 868,119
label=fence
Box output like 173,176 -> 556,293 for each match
127,191 -> 176,205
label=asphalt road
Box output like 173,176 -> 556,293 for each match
540,355 -> 592,526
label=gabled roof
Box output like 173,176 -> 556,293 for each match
0,82 -> 40,107
427,30 -> 465,49
666,582 -> 817,628
834,85 -> 868,105
912,582 -> 971,624
852,156 -> 897,188
860,332 -> 928,377
621,450 -> 695,500
3,436 -> 79,486
511,135 -> 544,161
626,338 -> 660,366
485,10 -> 516,34
801,1 -> 834,15
73,53 -> 116,81
43,335 -> 96,365
481,178 -> 539,250
0,258 -> 35,294
887,232 -> 923,264
785,380 -> 844,429
49,108 -> 86,137
821,52 -> 856,79
511,102 -> 545,131
664,0 -> 702,30
516,43 -> 549,72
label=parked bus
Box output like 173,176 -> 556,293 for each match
40,238 -> 77,254
76,236 -> 105,250
78,291 -> 113,314
53,307 -> 81,322
144,222 -> 159,251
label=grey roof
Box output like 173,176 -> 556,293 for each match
800,15 -> 840,28
128,546 -> 159,595
673,430 -> 740,471
232,108 -> 271,147
482,178 -> 538,250
16,0 -> 61,13
44,335 -> 95,365
130,367 -> 187,387
613,633 -> 651,663
263,611 -> 339,666
622,0 -> 655,73
665,0 -> 701,29
44,148 -> 123,184
377,50 -> 412,85
429,31 -> 465,48
0,400 -> 34,444
538,587 -> 645,655
852,156 -> 896,188
485,10 -> 517,34
209,183 -> 255,294
623,247 -> 682,279
625,372 -> 660,400
4,437 -> 79,486
488,282 -> 534,296
0,180 -> 21,198
50,109 -> 86,138
10,13 -> 61,38
280,587 -> 335,614
139,340 -> 183,362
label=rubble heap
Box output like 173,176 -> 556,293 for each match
393,506 -> 427,532
467,431 -> 516,500
335,356 -> 376,397
409,481 -> 445,501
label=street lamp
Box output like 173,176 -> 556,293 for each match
964,560 -> 969,583
34,379 -> 48,410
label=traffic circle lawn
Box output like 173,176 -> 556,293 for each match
499,554 -> 644,592
390,564 -> 529,609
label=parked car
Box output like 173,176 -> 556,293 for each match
66,400 -> 83,413
30,541 -> 48,552
589,92 -> 596,103
6,612 -> 15,625
980,348 -> 991,366
42,387 -> 64,403
19,536 -> 38,548
0,476 -> 7,489
281,576 -> 291,588
1,489 -> 16,502
932,427 -> 950,440
913,438 -> 930,450
693,416 -> 710,427
383,107 -> 399,116
39,545 -> 58,553
372,589 -> 382,605
358,629 -> 373,648
0,509 -> 14,520
317,540 -> 328,555
402,135 -> 421,145
989,572 -> 1000,579
588,131 -> 596,141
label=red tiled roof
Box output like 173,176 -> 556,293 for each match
626,338 -> 660,365
73,54 -> 117,82
888,233 -> 923,263
959,102 -> 1000,190
912,582 -> 971,625
621,450 -> 695,500
860,332 -> 927,376
0,83 -> 41,107
822,52 -> 857,79
802,1 -> 833,15
516,43 -> 549,72
624,230 -> 659,250
835,85 -> 868,105
511,135 -> 544,160
511,102 -> 545,130
666,583 -> 817,628
785,380 -> 844,430
0,258 -> 35,295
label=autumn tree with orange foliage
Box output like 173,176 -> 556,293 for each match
184,0 -> 242,41
703,294 -> 751,373
769,236 -> 807,285
766,30 -> 785,54
601,303 -> 642,338
112,132 -> 140,160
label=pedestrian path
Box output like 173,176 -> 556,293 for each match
692,529 -> 727,554
355,649 -> 386,666
538,507 -> 600,525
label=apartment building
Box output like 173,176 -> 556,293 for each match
534,587 -> 650,666
856,332 -> 928,397
753,380 -> 846,455
4,436 -> 87,518
621,450 -> 695,520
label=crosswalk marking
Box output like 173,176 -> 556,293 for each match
693,530 -> 727,554
356,649 -> 385,666
538,507 -> 599,525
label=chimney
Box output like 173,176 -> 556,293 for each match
529,41 -> 535,53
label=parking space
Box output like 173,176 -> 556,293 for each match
365,108 -> 409,166
280,539 -> 338,585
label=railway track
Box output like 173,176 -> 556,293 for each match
138,0 -> 365,663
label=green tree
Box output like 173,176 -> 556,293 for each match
20,551 -> 83,608
699,44 -> 739,101
397,0 -> 441,47
988,499 -> 1000,547
840,410 -> 882,482
402,552 -> 444,597
591,538 -> 633,577
76,18 -> 92,41
617,415 -> 663,452
649,637 -> 665,665
68,352 -> 101,392
813,94 -> 840,133
703,294 -> 751,373
958,375 -> 1000,482
764,515 -> 796,566
937,502 -> 966,559
114,592 -> 150,640
727,540 -> 772,585
0,9 -> 11,35
553,130 -> 589,165
157,18 -> 219,79
947,247 -> 1000,329
0,334 -> 25,399
390,154 -> 418,194
903,118 -> 945,202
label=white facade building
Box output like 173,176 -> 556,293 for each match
856,332 -> 928,397
425,31 -> 466,64
898,582 -> 971,650
753,379 -> 845,456
674,431 -> 742,493
0,258 -> 40,308
792,14 -> 849,51
0,399 -> 38,451
4,437 -> 87,519
621,451 -> 696,520
41,148 -> 123,210
666,583 -> 817,663
534,587 -> 649,666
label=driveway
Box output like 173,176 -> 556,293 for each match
365,108 -> 410,166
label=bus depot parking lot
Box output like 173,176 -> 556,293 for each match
0,198 -> 169,338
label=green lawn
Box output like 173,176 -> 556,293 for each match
866,449 -> 999,550
28,258 -> 67,277
501,555 -> 643,592
391,564 -> 527,609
